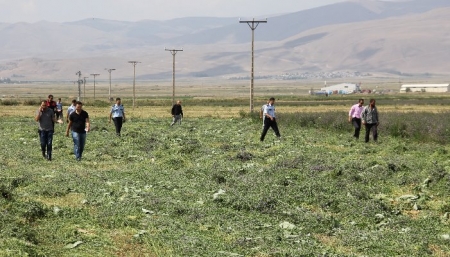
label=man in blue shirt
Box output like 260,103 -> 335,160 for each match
56,98 -> 63,122
110,97 -> 126,136
260,97 -> 281,142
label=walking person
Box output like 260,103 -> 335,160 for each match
260,97 -> 281,142
361,98 -> 379,143
35,100 -> 56,160
45,95 -> 57,113
66,99 -> 76,123
259,100 -> 269,128
56,98 -> 63,122
65,101 -> 90,161
348,99 -> 364,139
109,97 -> 126,136
171,100 -> 183,126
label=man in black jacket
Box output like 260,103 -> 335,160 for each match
171,100 -> 183,126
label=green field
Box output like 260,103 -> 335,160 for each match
1,95 -> 450,256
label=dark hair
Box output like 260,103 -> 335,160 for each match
359,99 -> 364,103
58,98 -> 61,100
72,99 -> 77,104
370,98 -> 376,103
269,97 -> 275,101
41,100 -> 47,104
76,101 -> 83,106
48,94 -> 53,98
116,97 -> 121,101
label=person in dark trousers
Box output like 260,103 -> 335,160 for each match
35,100 -> 56,160
171,100 -> 183,126
348,99 -> 364,139
66,99 -> 76,123
109,97 -> 126,136
66,101 -> 90,161
260,97 -> 281,141
361,98 -> 379,143
55,98 -> 63,122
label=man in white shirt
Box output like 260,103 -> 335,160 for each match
109,97 -> 126,136
66,99 -> 76,123
260,97 -> 281,141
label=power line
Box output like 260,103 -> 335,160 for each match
90,73 -> 100,100
128,61 -> 141,109
239,18 -> 267,112
75,71 -> 83,101
165,48 -> 183,106
105,68 -> 116,102
83,77 -> 89,101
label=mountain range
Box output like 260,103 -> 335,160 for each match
0,0 -> 449,80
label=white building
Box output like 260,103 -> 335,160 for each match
320,83 -> 360,95
400,84 -> 450,93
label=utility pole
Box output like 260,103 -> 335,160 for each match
83,77 -> 88,101
128,61 -> 140,109
90,73 -> 100,100
165,48 -> 183,105
239,18 -> 267,112
105,68 -> 116,102
76,71 -> 82,101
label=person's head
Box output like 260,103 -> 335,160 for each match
71,99 -> 77,106
47,95 -> 53,101
116,97 -> 121,105
177,100 -> 181,105
358,99 -> 364,106
75,101 -> 83,111
369,98 -> 376,107
268,97 -> 275,105
40,100 -> 48,110
57,98 -> 61,102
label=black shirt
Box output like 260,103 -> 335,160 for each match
171,104 -> 183,116
69,110 -> 89,133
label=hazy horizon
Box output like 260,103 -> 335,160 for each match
0,0 -> 351,23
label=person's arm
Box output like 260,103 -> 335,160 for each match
85,118 -> 91,132
34,108 -> 43,121
180,106 -> 183,117
348,106 -> 354,122
65,120 -> 72,137
361,107 -> 367,125
171,105 -> 175,116
66,108 -> 71,123
375,108 -> 379,125
109,112 -> 112,123
51,110 -> 56,123
123,111 -> 126,122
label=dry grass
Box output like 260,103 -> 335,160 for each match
5,104 -> 450,120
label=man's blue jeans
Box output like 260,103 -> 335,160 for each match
39,130 -> 54,158
72,131 -> 86,160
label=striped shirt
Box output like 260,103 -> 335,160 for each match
349,104 -> 364,119
362,105 -> 379,124
110,104 -> 125,118
263,104 -> 276,118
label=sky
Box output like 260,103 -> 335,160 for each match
0,0 -> 347,23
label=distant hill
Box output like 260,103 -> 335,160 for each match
0,0 -> 449,80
